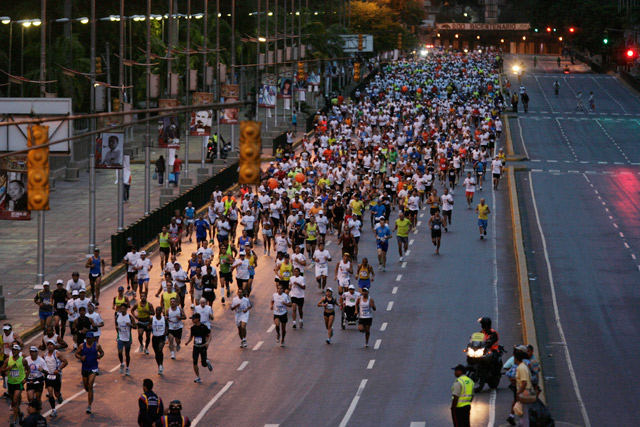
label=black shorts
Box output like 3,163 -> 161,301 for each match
430,207 -> 439,215
192,345 -> 208,366
26,380 -> 44,392
81,368 -> 99,378
431,229 -> 442,238
89,273 -> 101,284
493,173 -> 501,179
55,309 -> 68,321
203,292 -> 216,303
323,311 -> 336,318
291,297 -> 305,307
169,328 -> 183,340
274,313 -> 288,324
45,374 -> 62,392
246,230 -> 255,238
7,382 -> 24,394
278,280 -> 290,291
237,278 -> 248,287
409,209 -> 418,216
220,272 -> 233,282
160,247 -> 170,256
127,271 -> 137,281
359,318 -> 373,326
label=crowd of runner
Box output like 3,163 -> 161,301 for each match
2,48 -> 522,426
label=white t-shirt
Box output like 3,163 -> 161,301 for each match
291,253 -> 306,271
231,296 -> 251,321
464,177 -> 476,193
124,252 -> 140,273
66,299 -> 79,322
348,219 -> 362,238
167,306 -> 184,330
232,258 -> 251,280
272,293 -> 291,316
87,311 -> 104,336
407,196 -> 420,211
66,279 -> 86,293
289,275 -> 306,299
197,247 -> 214,261
441,194 -> 454,211
194,305 -> 214,329
241,215 -> 255,230
275,236 -> 289,254
491,159 -> 503,174
116,313 -> 133,342
134,258 -> 152,280
313,249 -> 331,266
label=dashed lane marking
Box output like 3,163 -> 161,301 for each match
338,379 -> 368,427
267,325 -> 275,333
401,262 -> 407,268
380,322 -> 388,331
386,301 -> 394,311
392,287 -> 398,294
253,341 -> 264,351
410,423 -> 426,427
237,361 -> 249,371
374,339 -> 382,350
367,359 -> 375,369
396,275 -> 402,281
405,250 -> 411,256
409,239 -> 414,245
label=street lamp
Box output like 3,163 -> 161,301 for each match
1,17 -> 12,96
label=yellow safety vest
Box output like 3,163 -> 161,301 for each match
453,375 -> 474,407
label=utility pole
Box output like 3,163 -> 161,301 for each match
36,0 -> 47,286
185,0 -> 191,178
144,0 -> 152,214
89,0 -> 97,254
118,0 -> 125,231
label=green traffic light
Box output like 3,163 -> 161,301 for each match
603,38 -> 609,44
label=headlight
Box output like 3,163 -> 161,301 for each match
467,347 -> 484,357
512,65 -> 520,73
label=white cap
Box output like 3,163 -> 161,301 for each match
42,281 -> 50,286
140,250 -> 147,255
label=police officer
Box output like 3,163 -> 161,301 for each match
138,378 -> 163,427
154,400 -> 191,427
451,364 -> 473,427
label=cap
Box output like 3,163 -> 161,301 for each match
140,250 -> 147,255
85,331 -> 95,338
514,344 -> 528,353
452,364 -> 466,372
47,340 -> 56,345
169,400 -> 182,410
348,284 -> 355,290
361,287 -> 369,292
56,279 -> 64,285
29,346 -> 38,352
94,247 -> 100,252
72,271 -> 79,276
118,286 -> 125,291
42,281 -> 50,287
12,344 -> 21,350
79,288 -> 86,292
71,290 -> 79,296
326,287 -> 333,293
3,324 -> 11,330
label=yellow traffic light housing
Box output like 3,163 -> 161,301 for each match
239,121 -> 262,185
354,63 -> 361,82
27,125 -> 50,211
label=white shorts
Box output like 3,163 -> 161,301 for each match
315,265 -> 329,277
338,278 -> 350,287
235,314 -> 249,325
194,290 -> 203,302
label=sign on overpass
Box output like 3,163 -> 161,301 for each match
339,35 -> 374,53
436,23 -> 531,31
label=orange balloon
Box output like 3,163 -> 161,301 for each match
268,178 -> 278,189
417,87 -> 423,94
295,173 -> 306,183
401,86 -> 408,93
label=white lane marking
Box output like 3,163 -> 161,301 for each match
374,339 -> 382,350
613,223 -> 618,228
401,262 -> 407,268
624,242 -> 630,249
547,159 -> 558,163
267,324 -> 275,333
380,322 -> 388,331
419,213 -> 424,218
253,341 -> 264,351
109,364 -> 122,373
410,423 -> 426,427
386,301 -> 394,311
632,254 -> 637,260
192,381 -> 234,426
367,359 -> 376,370
405,250 -> 411,256
392,286 -> 398,294
517,117 -> 530,159
620,232 -> 625,238
265,425 -> 280,427
338,379 -> 368,427
530,172 -> 591,427
396,274 -> 402,282
409,239 -> 414,245
416,221 -> 422,226
237,361 -> 249,371
488,390 -> 497,426
326,241 -> 331,246
413,229 -> 418,234
42,388 -> 87,417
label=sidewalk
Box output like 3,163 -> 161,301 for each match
0,121 -> 310,338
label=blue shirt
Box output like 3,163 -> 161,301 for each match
185,207 -> 195,220
81,342 -> 99,372
375,225 -> 392,241
194,219 -> 210,237
89,256 -> 102,275
371,204 -> 386,219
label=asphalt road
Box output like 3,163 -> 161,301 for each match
507,54 -> 640,427
1,157 -> 521,426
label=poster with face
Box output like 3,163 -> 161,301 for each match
96,132 -> 124,168
190,92 -> 214,137
278,78 -> 293,99
220,84 -> 240,125
158,116 -> 181,148
0,156 -> 30,220
259,85 -> 277,108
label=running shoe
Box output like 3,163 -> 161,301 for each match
57,394 -> 63,404
158,365 -> 163,375
139,345 -> 144,353
125,367 -> 130,376
206,360 -> 213,372
51,409 -> 57,418
86,405 -> 92,414
119,363 -> 124,374
194,377 -> 202,383
171,351 -> 176,360
292,321 -> 297,329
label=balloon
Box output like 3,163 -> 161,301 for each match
295,173 -> 306,183
417,88 -> 423,94
401,86 -> 408,93
268,178 -> 278,189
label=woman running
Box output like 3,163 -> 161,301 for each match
317,288 -> 338,344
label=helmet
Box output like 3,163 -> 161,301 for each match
169,400 -> 182,411
478,317 -> 492,329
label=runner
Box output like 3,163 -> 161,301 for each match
491,155 -> 503,190
133,251 -> 153,296
356,288 -> 376,347
2,344 -> 28,426
112,286 -> 130,311
158,226 -> 171,272
193,213 -> 211,249
270,284 -> 292,347
230,289 -> 252,348
167,298 -> 186,360
312,242 -> 332,291
393,211 -> 411,262
184,313 -> 212,383
304,215 -> 319,259
289,268 -> 306,329
43,340 -> 68,419
86,303 -> 104,344
201,265 -> 218,306
115,303 -> 137,376
276,253 -> 294,293
334,252 -> 353,295
339,285 -> 360,327
428,210 -> 447,254
151,307 -> 168,375
184,201 -> 196,242
33,281 -> 54,331
475,198 -> 491,239
123,246 -> 140,296
85,248 -> 106,305
356,258 -> 375,290
131,293 -> 154,354
317,288 -> 338,344
52,280 -> 69,343
374,217 -> 392,271
463,171 -> 477,209
231,251 -> 251,295
76,331 -> 104,414
25,346 -> 46,405
217,245 -> 234,304
440,188 -> 454,232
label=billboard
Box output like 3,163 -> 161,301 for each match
190,92 -> 214,137
258,85 -> 277,108
158,99 -> 181,148
220,84 -> 240,125
96,132 -> 124,168
0,155 -> 30,220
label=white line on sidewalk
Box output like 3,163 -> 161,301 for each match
386,301 -> 393,311
267,325 -> 275,333
253,341 -> 264,351
532,172 -> 591,427
380,323 -> 387,331
237,361 -> 249,371
192,381 -> 233,426
338,379 -> 368,427
395,274 -> 402,281
374,339 -> 381,350
367,359 -> 375,370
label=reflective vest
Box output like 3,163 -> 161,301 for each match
483,329 -> 499,351
453,375 -> 473,407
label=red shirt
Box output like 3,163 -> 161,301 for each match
173,158 -> 183,173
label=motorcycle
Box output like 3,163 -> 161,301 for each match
463,332 -> 504,392
207,137 -> 231,160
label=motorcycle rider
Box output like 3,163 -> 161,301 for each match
478,317 -> 500,352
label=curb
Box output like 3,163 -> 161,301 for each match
504,112 -> 515,157
507,166 -> 546,402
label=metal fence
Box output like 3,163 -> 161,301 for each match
110,163 -> 239,265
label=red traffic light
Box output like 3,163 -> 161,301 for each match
627,49 -> 635,58
546,27 -> 552,33
569,27 -> 575,33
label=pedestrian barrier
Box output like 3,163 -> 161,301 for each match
110,163 -> 239,266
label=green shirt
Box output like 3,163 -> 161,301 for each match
219,254 -> 231,274
7,356 -> 26,385
395,218 -> 412,237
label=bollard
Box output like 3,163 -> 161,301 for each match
0,285 -> 6,320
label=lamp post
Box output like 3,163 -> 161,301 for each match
89,0 -> 97,254
0,17 -> 12,96
118,0 -> 125,231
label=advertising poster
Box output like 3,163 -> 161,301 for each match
220,84 -> 240,125
258,85 -> 277,108
190,92 -> 214,137
96,132 -> 124,168
278,77 -> 293,99
0,156 -> 30,220
158,99 -> 181,148
307,71 -> 321,92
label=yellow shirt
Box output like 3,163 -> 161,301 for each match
477,204 -> 490,220
350,200 -> 364,216
395,218 -> 412,237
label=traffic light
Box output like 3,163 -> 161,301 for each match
358,34 -> 363,52
626,48 -> 638,62
354,63 -> 361,82
603,38 -> 609,45
546,27 -> 551,33
238,121 -> 262,185
27,125 -> 50,211
96,57 -> 103,74
397,33 -> 402,50
569,27 -> 575,33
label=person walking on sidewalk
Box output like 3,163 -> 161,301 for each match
155,156 -> 166,185
172,155 -> 183,187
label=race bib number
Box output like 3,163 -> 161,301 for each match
47,374 -> 57,381
195,337 -> 203,345
283,271 -> 291,279
57,302 -> 65,309
362,309 -> 371,317
359,271 -> 368,279
9,369 -> 20,377
326,303 -> 334,310
204,288 -> 213,293
434,224 -> 440,230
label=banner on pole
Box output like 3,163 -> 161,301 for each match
259,85 -> 277,108
96,132 -> 124,168
158,99 -> 181,148
220,84 -> 240,124
190,92 -> 214,137
0,156 -> 30,220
